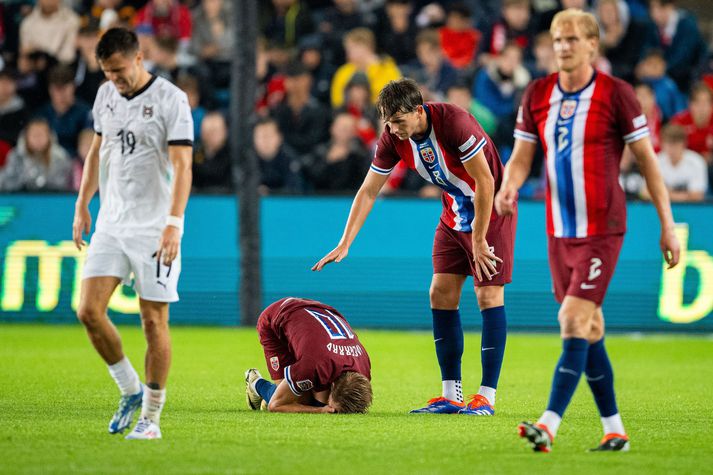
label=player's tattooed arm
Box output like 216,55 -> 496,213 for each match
628,137 -> 680,269
463,149 -> 501,281
72,133 -> 103,250
495,139 -> 537,216
267,381 -> 336,414
312,170 -> 389,271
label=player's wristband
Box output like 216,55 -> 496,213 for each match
166,215 -> 184,233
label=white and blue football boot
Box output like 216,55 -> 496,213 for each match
409,397 -> 465,414
108,388 -> 143,434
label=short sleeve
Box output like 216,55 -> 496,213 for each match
513,82 -> 539,144
371,130 -> 400,176
166,90 -> 194,146
443,106 -> 488,164
91,87 -> 104,135
614,81 -> 650,144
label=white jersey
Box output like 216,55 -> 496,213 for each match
92,75 -> 193,236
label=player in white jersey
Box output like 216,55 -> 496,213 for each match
72,28 -> 193,440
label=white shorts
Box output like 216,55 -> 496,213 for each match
82,231 -> 181,303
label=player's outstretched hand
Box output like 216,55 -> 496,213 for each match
472,238 -> 502,282
72,205 -> 91,251
312,244 -> 349,271
661,227 -> 680,269
156,225 -> 182,266
494,186 -> 517,216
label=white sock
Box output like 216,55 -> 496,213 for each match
141,387 -> 166,423
601,413 -> 626,436
537,410 -> 562,438
478,386 -> 496,406
107,357 -> 141,396
442,380 -> 463,403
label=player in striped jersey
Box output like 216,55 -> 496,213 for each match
495,9 -> 680,452
313,78 -> 516,416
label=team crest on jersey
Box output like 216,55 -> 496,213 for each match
142,105 -> 154,119
420,147 -> 436,163
559,100 -> 577,119
270,356 -> 279,371
296,379 -> 314,392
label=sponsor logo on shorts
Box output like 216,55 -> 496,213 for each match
580,282 -> 597,290
270,356 -> 279,371
296,379 -> 314,392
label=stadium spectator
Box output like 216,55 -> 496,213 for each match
634,82 -> 662,153
375,0 -> 418,67
635,50 -> 686,122
19,0 -> 80,64
190,0 -> 233,63
253,117 -> 303,194
479,0 -> 533,66
531,31 -> 557,78
303,112 -> 369,192
192,111 -> 232,192
15,50 -> 56,111
335,75 -> 379,148
330,27 -> 401,108
318,0 -> 365,67
407,28 -> 458,102
149,35 -> 181,83
176,75 -> 206,145
36,64 -> 92,156
134,0 -> 192,45
671,83 -> 713,162
651,124 -> 708,202
438,3 -> 480,70
71,128 -> 93,191
0,117 -> 72,192
272,62 -> 330,157
80,0 -> 135,32
73,26 -> 105,106
260,0 -> 315,49
446,82 -> 497,137
0,68 -> 28,146
648,0 -> 707,92
472,42 -> 530,120
538,0 -> 593,33
298,36 -> 336,107
596,0 -> 657,83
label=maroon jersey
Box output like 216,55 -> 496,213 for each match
371,102 -> 504,232
514,71 -> 648,238
257,298 -> 371,396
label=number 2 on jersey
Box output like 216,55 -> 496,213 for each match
117,129 -> 136,155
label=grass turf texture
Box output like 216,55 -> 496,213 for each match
1,325 -> 712,474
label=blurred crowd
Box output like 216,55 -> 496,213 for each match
0,0 -> 711,201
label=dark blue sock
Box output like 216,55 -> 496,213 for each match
431,309 -> 463,381
585,338 -> 618,417
480,305 -> 507,389
255,378 -> 277,403
546,338 -> 589,417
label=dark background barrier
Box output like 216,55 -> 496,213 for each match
1,194 -> 711,331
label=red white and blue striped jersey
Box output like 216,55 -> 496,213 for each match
515,71 -> 648,238
372,102 -> 504,232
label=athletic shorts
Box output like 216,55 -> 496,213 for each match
257,313 -> 295,381
547,234 -> 624,306
432,211 -> 516,287
82,231 -> 181,303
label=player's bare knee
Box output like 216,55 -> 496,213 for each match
267,399 -> 282,412
76,305 -> 104,329
429,284 -> 459,309
557,311 -> 590,338
475,286 -> 503,310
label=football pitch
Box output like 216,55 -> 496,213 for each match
1,324 -> 712,474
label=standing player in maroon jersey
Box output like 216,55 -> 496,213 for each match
245,297 -> 372,414
313,78 -> 516,416
495,9 -> 680,452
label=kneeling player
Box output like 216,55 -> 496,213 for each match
245,297 -> 373,414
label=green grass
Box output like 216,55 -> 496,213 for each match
1,325 -> 712,474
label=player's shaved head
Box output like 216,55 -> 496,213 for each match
96,27 -> 139,61
377,78 -> 423,120
330,372 -> 372,414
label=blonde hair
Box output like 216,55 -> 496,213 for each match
331,372 -> 373,414
550,8 -> 600,39
344,28 -> 376,52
